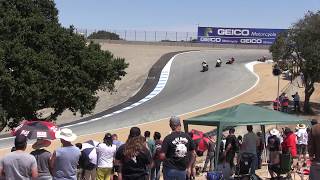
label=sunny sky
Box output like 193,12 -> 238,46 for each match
54,0 -> 320,32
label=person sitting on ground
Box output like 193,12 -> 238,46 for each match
30,138 -> 52,180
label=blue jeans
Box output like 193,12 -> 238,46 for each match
163,168 -> 186,180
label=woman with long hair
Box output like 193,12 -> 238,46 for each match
96,133 -> 117,180
115,127 -> 152,180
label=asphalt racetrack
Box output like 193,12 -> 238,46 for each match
0,49 -> 269,148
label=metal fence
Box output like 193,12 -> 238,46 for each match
75,28 -> 197,42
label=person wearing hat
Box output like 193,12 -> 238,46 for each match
267,128 -> 281,178
31,138 -> 52,180
96,133 -> 117,180
115,127 -> 152,180
50,128 -> 81,180
159,116 -> 196,180
0,135 -> 38,179
295,124 -> 308,167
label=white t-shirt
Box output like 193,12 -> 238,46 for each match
295,129 -> 308,145
96,143 -> 117,168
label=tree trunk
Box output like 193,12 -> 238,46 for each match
304,82 -> 315,113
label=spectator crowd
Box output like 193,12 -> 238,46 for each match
0,116 -> 320,180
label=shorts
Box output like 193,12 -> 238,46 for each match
297,144 -> 307,155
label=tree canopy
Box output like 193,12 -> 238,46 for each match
270,11 -> 320,112
88,30 -> 121,40
0,0 -> 128,130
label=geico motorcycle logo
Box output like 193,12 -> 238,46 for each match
240,38 -> 262,44
217,29 -> 250,36
200,37 -> 221,42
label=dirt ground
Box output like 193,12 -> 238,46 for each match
1,44 -> 319,179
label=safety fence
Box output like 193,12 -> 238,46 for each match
75,28 -> 197,42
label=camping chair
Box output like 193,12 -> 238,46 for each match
272,152 -> 293,179
234,152 -> 255,180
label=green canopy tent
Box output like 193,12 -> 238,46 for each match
183,103 -> 309,169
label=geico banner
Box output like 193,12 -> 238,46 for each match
197,27 -> 287,45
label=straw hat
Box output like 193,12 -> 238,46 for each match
55,128 -> 77,142
270,128 -> 280,136
32,139 -> 51,149
296,124 -> 306,129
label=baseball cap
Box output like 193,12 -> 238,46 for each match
170,116 -> 181,127
14,135 -> 27,148
129,127 -> 141,139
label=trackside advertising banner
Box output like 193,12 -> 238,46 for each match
197,27 -> 287,45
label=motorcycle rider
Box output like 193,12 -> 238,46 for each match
202,60 -> 208,71
216,58 -> 222,67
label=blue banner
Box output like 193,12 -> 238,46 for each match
197,27 -> 286,45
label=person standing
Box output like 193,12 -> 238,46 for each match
281,127 -> 297,158
96,133 -> 117,180
308,120 -> 320,180
241,125 -> 259,174
115,127 -> 152,180
160,116 -> 196,180
293,92 -> 300,112
202,134 -> 216,172
224,127 -> 238,169
151,132 -> 162,180
30,139 -> 52,180
267,129 -> 281,179
256,132 -> 264,169
295,124 -> 308,167
50,128 -> 81,180
144,131 -> 156,158
0,135 -> 38,180
112,134 -> 124,150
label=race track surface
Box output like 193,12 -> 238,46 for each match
0,49 -> 269,148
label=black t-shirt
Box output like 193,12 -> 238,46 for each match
225,134 -> 238,153
268,135 -> 280,151
161,131 -> 195,170
115,144 -> 152,180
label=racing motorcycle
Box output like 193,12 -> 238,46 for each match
226,57 -> 235,64
216,59 -> 222,67
202,61 -> 209,72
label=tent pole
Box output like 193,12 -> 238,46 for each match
261,125 -> 269,178
214,123 -> 223,170
183,121 -> 189,133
